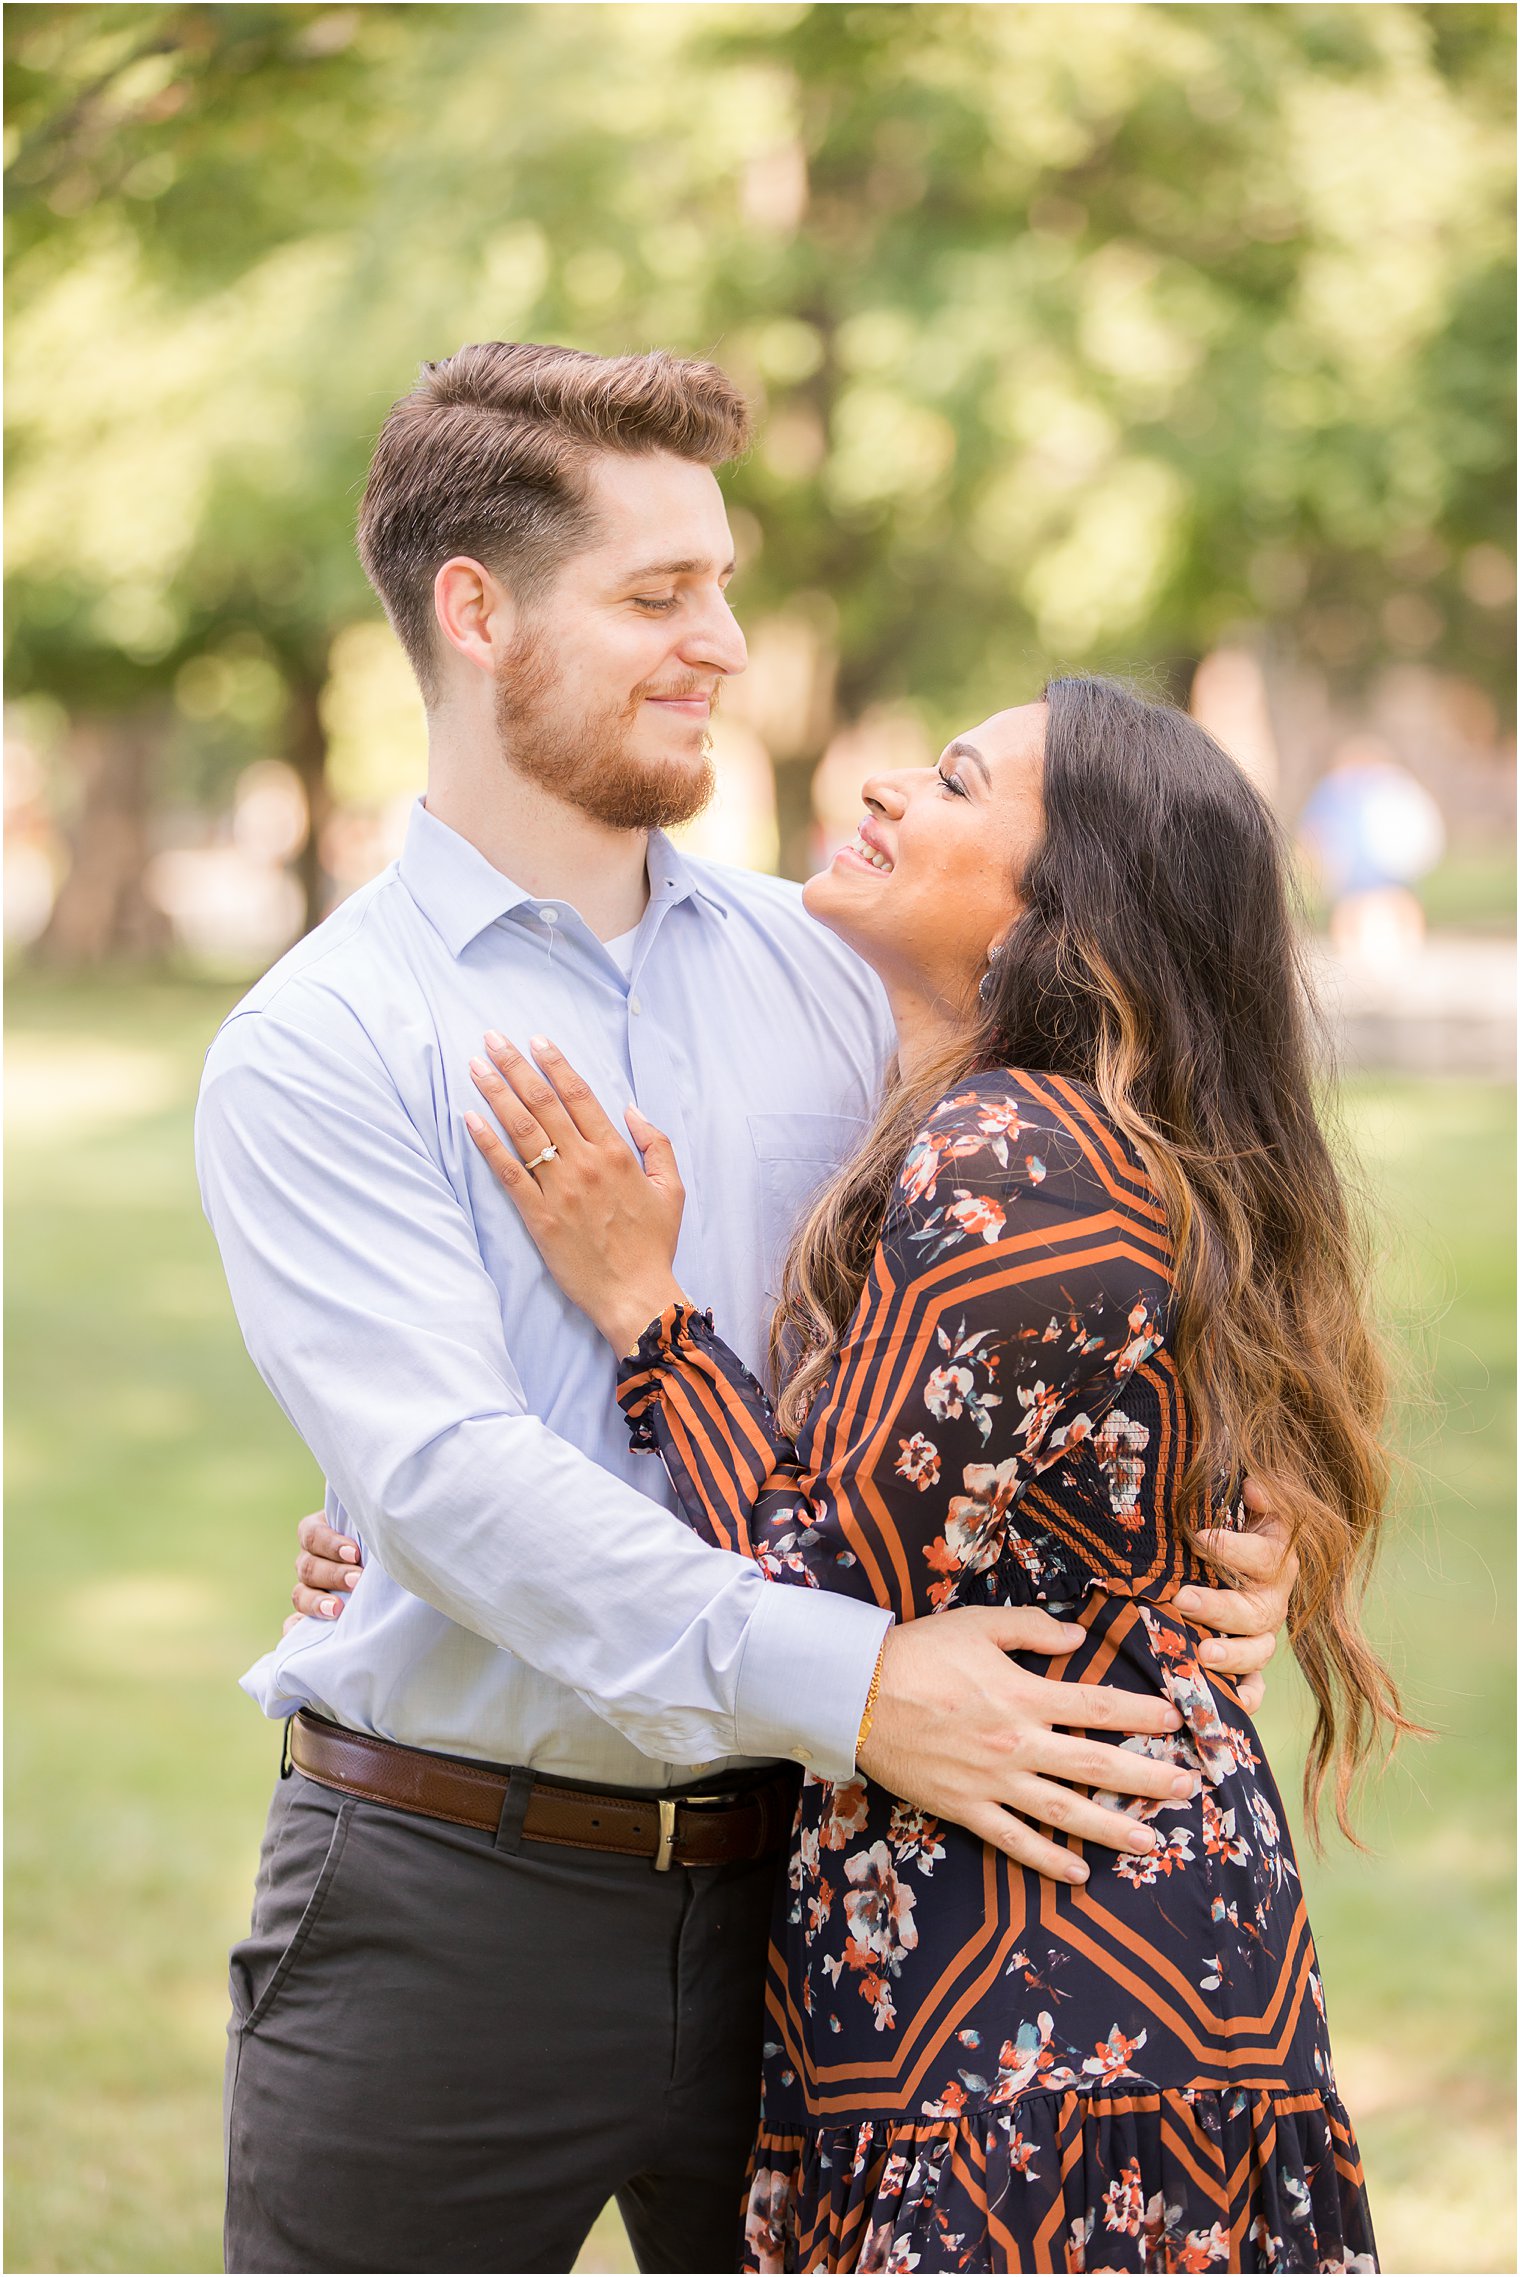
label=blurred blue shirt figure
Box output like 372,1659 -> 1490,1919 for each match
1298,739 -> 1445,963
1301,737 -> 1447,897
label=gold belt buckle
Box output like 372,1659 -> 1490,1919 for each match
653,1797 -> 678,1872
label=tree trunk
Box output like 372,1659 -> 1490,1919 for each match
773,752 -> 824,882
34,708 -> 173,966
284,663 -> 331,937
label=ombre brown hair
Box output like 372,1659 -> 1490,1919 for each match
772,675 -> 1415,1839
357,343 -> 751,699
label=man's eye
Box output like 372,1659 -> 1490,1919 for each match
633,596 -> 678,613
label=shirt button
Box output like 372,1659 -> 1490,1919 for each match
629,995 -> 642,1016
539,907 -> 558,925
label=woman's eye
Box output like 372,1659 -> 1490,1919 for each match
633,595 -> 678,614
938,771 -> 968,798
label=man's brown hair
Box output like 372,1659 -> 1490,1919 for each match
356,342 -> 751,698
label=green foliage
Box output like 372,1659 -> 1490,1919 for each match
5,1 -> 1515,785
4,974 -> 1515,2272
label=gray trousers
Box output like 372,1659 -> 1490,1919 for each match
224,1761 -> 783,2273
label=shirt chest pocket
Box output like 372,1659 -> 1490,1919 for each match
748,1112 -> 867,1300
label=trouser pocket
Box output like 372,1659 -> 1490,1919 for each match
229,1774 -> 355,2031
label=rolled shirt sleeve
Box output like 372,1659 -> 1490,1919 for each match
196,1001 -> 889,1781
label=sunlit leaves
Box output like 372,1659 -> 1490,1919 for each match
4,0 -> 1514,762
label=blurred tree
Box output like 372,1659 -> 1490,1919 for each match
6,3 -> 388,944
699,0 -> 1516,860
5,0 -> 1513,942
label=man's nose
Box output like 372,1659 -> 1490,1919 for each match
681,591 -> 747,679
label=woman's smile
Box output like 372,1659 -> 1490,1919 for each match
834,818 -> 895,874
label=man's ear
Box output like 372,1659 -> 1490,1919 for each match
433,556 -> 516,678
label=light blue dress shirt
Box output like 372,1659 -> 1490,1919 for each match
197,799 -> 897,1790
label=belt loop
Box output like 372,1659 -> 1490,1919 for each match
494,1764 -> 535,1855
279,1715 -> 295,1780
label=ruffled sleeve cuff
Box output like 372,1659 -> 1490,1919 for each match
615,1299 -> 720,1450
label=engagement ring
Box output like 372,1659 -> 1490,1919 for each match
524,1144 -> 559,1171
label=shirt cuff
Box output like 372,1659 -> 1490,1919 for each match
733,1582 -> 894,1784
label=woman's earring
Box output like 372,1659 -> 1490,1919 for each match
978,942 -> 1004,1006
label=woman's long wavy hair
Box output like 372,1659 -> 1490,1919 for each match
771,674 -> 1416,1840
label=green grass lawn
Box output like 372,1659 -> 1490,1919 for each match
1416,850 -> 1516,936
5,974 -> 1514,2274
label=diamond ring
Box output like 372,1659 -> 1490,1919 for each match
523,1143 -> 559,1172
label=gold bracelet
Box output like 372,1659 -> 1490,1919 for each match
855,1638 -> 888,1757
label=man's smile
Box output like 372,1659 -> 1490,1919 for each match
643,690 -> 714,718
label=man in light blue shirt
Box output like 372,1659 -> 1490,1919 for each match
200,343 -> 1287,2273
210,795 -> 896,1788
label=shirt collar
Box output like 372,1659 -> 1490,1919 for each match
398,801 -> 729,959
397,799 -> 536,956
644,830 -> 732,922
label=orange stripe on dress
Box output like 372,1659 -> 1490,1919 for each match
946,2136 -> 984,2211
1069,1878 -> 1315,2057
615,1361 -> 660,1405
1022,1070 -> 1170,1229
793,1295 -> 906,1609
803,1262 -> 913,1612
1157,2108 -> 1229,2202
801,1245 -> 894,1477
628,1350 -> 764,1511
672,1356 -> 795,1521
1035,1874 -> 1283,2063
841,1225 -> 1173,1494
984,2189 -> 1024,2273
892,1863 -> 1047,2112
654,1374 -> 756,1551
1118,1357 -> 1187,1596
676,1335 -> 781,1477
828,1235 -> 1182,1618
791,1843 -> 1013,2103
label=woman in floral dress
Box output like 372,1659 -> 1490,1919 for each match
465,677 -> 1400,2273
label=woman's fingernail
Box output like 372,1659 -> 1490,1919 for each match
1066,1861 -> 1089,1883
484,1030 -> 507,1051
1172,1772 -> 1196,1798
318,1597 -> 338,1618
339,1543 -> 359,1562
464,1110 -> 486,1134
345,1569 -> 361,1587
529,1034 -> 551,1053
469,1057 -> 493,1081
1131,1827 -> 1157,1850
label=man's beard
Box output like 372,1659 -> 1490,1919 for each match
493,631 -> 717,833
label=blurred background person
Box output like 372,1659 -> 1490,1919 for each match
1299,737 -> 1447,963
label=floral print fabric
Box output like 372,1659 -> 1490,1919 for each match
618,1071 -> 1377,2273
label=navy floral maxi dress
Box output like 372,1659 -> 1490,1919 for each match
615,1071 -> 1378,2275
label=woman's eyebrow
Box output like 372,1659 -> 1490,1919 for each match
943,739 -> 991,788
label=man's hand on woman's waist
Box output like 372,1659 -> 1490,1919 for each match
285,1482 -> 1296,1884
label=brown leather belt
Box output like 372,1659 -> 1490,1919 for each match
288,1711 -> 796,1871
